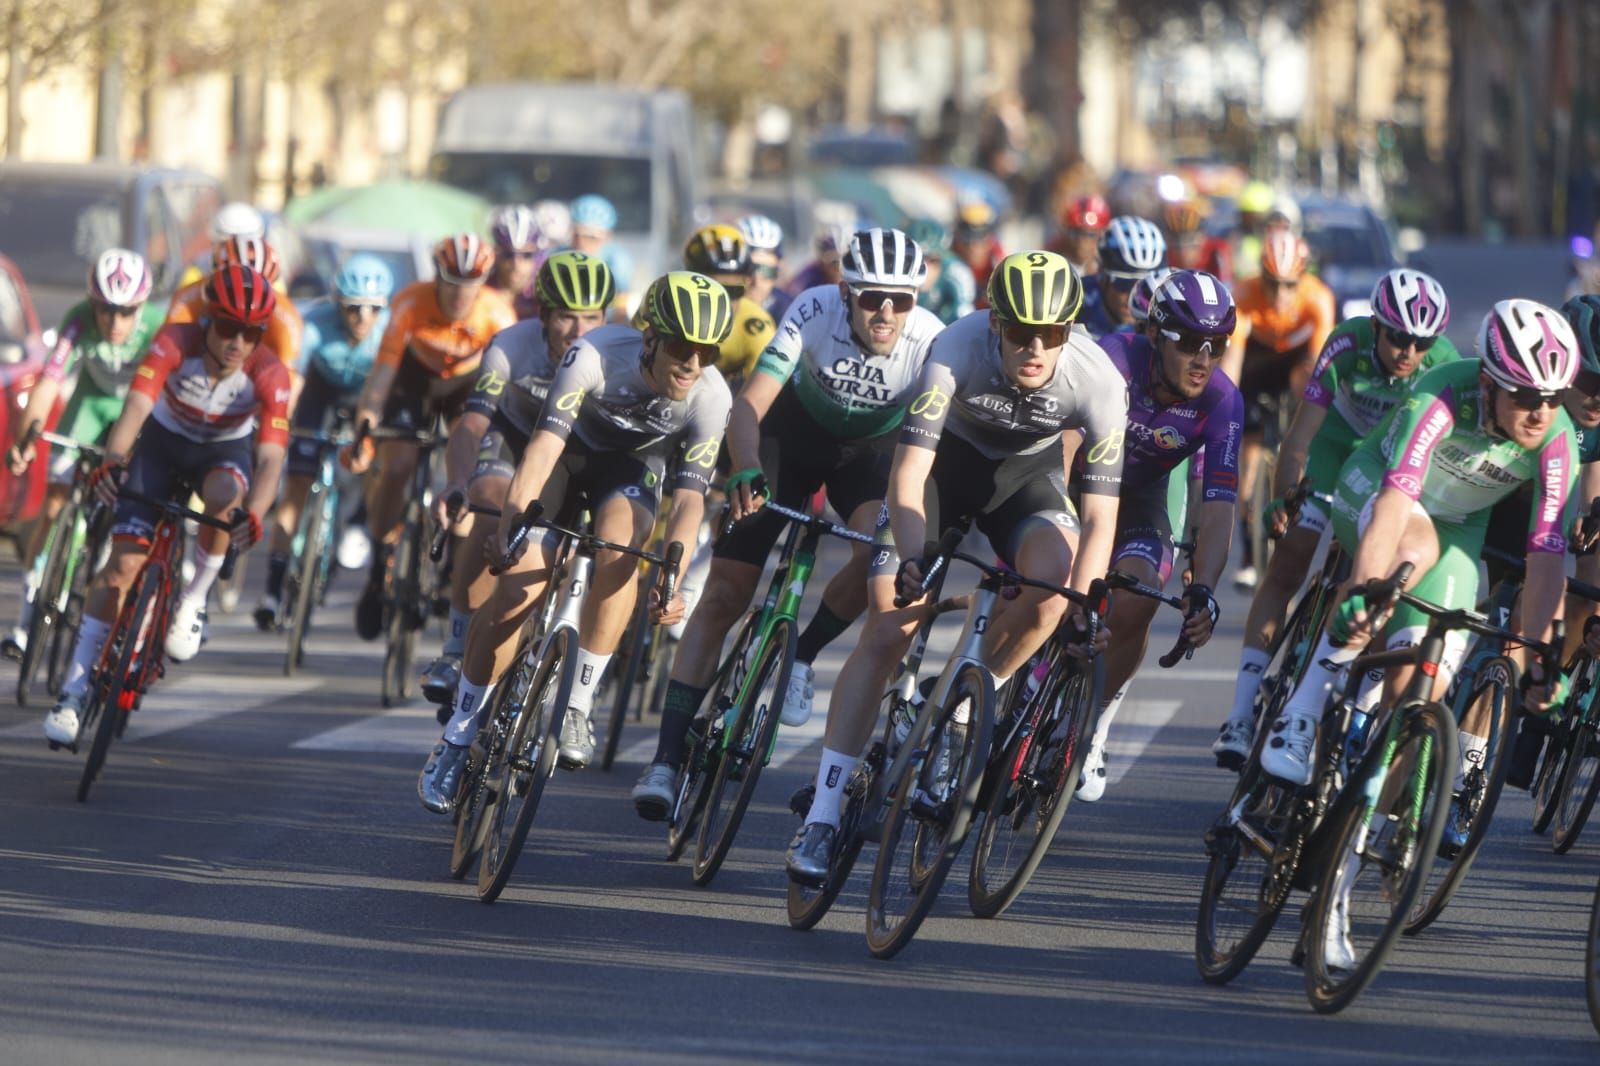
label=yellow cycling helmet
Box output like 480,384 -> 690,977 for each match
536,250 -> 615,312
641,271 -> 735,345
986,251 -> 1084,325
683,223 -> 751,275
1237,180 -> 1274,215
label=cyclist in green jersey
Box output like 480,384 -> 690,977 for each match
905,217 -> 976,325
1215,269 -> 1460,766
4,250 -> 163,656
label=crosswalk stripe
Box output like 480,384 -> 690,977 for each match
291,706 -> 441,753
1,674 -> 319,742
1104,698 -> 1183,785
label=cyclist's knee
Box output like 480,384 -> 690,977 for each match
695,562 -> 758,624
199,468 -> 245,512
97,544 -> 146,590
467,475 -> 508,510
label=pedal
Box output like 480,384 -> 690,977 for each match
789,783 -> 815,817
47,739 -> 61,751
1214,750 -> 1245,773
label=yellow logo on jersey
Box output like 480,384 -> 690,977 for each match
684,439 -> 720,467
909,385 -> 948,420
475,369 -> 507,396
270,417 -> 290,431
555,389 -> 584,414
1086,428 -> 1125,466
136,365 -> 156,379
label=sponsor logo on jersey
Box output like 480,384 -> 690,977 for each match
270,416 -> 290,432
555,389 -> 584,414
475,369 -> 507,395
745,316 -> 769,337
1388,472 -> 1423,496
1541,454 -> 1568,527
1152,425 -> 1185,450
909,384 -> 949,420
1531,530 -> 1566,552
1086,429 -> 1124,466
683,439 -> 720,468
1401,403 -> 1450,472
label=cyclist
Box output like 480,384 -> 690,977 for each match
1077,216 -> 1167,339
343,233 -> 517,640
1045,193 -> 1110,275
628,228 -> 946,820
1224,229 -> 1336,589
1164,198 -> 1232,283
1258,301 -> 1580,805
417,272 -> 734,810
1123,267 -> 1173,334
569,194 -> 634,314
1215,268 -> 1458,766
486,205 -> 545,321
211,201 -> 266,242
42,265 -> 289,743
418,251 -> 614,703
1231,180 -> 1275,282
906,217 -> 977,325
951,195 -> 1005,294
784,225 -> 849,297
1074,270 -> 1243,801
4,250 -> 163,656
252,254 -> 396,628
785,250 -> 1128,882
737,214 -> 793,323
681,224 -> 775,391
530,199 -> 573,256
166,234 -> 305,372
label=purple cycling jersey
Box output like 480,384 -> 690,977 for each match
1093,331 -> 1244,504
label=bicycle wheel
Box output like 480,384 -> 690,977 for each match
1406,658 -> 1516,934
284,491 -> 329,677
477,627 -> 572,903
968,653 -> 1103,918
17,501 -> 79,705
1302,701 -> 1456,1014
600,588 -> 651,771
1586,875 -> 1600,1037
787,744 -> 883,931
691,618 -> 795,886
381,514 -> 421,707
1554,706 -> 1600,855
865,662 -> 995,959
1532,717 -> 1572,835
667,614 -> 758,863
48,506 -> 107,698
77,571 -> 161,802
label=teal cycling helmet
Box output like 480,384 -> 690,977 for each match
571,194 -> 618,232
335,253 -> 395,304
904,217 -> 952,258
1561,293 -> 1600,376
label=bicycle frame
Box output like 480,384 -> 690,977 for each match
96,516 -> 184,703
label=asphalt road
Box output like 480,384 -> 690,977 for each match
1,535 -> 1597,1066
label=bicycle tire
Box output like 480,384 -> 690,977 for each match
600,588 -> 651,771
786,744 -> 882,931
77,570 -> 161,802
1586,874 -> 1600,1036
1554,712 -> 1600,855
453,635 -> 540,879
968,653 -> 1103,918
1532,718 -> 1572,835
284,491 -> 329,677
1406,657 -> 1516,934
865,661 -> 995,959
667,614 -> 759,863
1302,700 -> 1455,1014
477,627 -> 572,903
17,500 -> 79,705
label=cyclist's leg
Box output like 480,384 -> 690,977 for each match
1099,480 -> 1176,706
263,366 -> 339,608
973,471 -> 1081,681
440,424 -> 519,661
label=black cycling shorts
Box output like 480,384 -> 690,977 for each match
1111,477 -> 1177,584
1240,340 -> 1309,435
536,437 -> 666,532
288,364 -> 358,477
1483,487 -> 1531,590
471,410 -> 530,485
112,420 -> 254,543
381,348 -> 477,433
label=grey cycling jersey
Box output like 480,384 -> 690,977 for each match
900,311 -> 1128,494
537,324 -> 732,493
754,284 -> 943,440
463,318 -> 552,434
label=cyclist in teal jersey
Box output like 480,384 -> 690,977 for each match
905,217 -> 976,325
4,250 -> 162,656
1215,269 -> 1460,766
1259,302 -> 1582,795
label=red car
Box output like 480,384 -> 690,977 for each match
0,253 -> 53,531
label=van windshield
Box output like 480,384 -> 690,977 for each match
0,177 -> 126,288
431,153 -> 651,234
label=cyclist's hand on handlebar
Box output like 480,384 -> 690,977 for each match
1062,604 -> 1109,659
894,557 -> 928,606
1262,496 -> 1291,538
723,468 -> 768,523
1523,658 -> 1571,717
6,441 -> 33,477
227,507 -> 263,551
88,458 -> 125,506
650,586 -> 687,626
340,436 -> 375,474
433,487 -> 467,532
1181,583 -> 1220,647
1331,588 -> 1384,648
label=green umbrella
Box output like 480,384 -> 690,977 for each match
283,180 -> 489,239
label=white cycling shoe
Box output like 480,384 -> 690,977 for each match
1259,711 -> 1317,786
166,598 -> 208,663
44,691 -> 84,745
1075,740 -> 1108,802
781,662 -> 814,728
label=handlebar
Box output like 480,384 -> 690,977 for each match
1104,569 -> 1197,668
894,527 -> 964,610
722,497 -> 878,546
1268,477 -> 1319,542
114,488 -> 241,581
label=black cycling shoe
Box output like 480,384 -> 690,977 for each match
355,577 -> 384,641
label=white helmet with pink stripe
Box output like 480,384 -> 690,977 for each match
88,248 -> 154,308
1371,268 -> 1449,338
1476,298 -> 1580,393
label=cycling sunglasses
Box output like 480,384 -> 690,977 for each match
340,301 -> 384,316
753,263 -> 780,281
90,299 -> 140,318
1502,384 -> 1562,411
1001,321 -> 1069,349
851,288 -> 916,313
1382,325 -> 1437,352
212,317 -> 266,343
1263,276 -> 1301,291
1159,328 -> 1229,357
659,337 -> 719,367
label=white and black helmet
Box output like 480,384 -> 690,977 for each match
1371,268 -> 1450,338
1099,216 -> 1168,277
841,227 -> 927,289
737,214 -> 784,254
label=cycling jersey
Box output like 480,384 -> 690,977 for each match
1303,317 -> 1463,437
42,300 -> 165,397
464,319 -> 552,437
901,310 -> 1127,493
375,281 -> 517,379
131,323 -> 292,447
537,325 -> 732,495
488,278 -> 540,322
165,279 -> 304,368
1232,274 -> 1336,356
1095,331 -> 1243,503
918,260 -> 978,325
954,237 -> 1005,296
295,299 -> 390,392
755,285 -> 943,439
1077,283 -> 1116,339
717,297 -> 776,386
763,286 -> 794,324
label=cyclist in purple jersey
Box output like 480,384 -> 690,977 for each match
1071,270 -> 1242,800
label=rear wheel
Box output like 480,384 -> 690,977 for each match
17,500 -> 78,706
284,490 -> 328,677
77,570 -> 162,803
600,588 -> 651,771
1586,875 -> 1600,1036
1554,707 -> 1600,855
1532,718 -> 1572,835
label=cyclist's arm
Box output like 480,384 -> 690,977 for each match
14,376 -> 62,449
1073,492 -> 1117,592
887,440 -> 936,570
444,412 -> 490,493
103,391 -> 155,463
1191,394 -> 1243,586
1351,394 -> 1456,586
244,359 -> 292,521
1190,499 -> 1233,589
660,486 -> 705,583
1520,429 -> 1580,659
501,429 -> 565,539
727,370 -> 783,476
1273,400 -> 1326,500
357,302 -> 412,428
1071,383 -> 1128,592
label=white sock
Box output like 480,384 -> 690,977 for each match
1092,683 -> 1129,750
181,548 -> 226,606
1352,661 -> 1386,715
443,677 -> 488,746
444,609 -> 471,656
803,747 -> 855,828
1281,630 -> 1362,721
1456,732 -> 1489,793
568,648 -> 612,717
63,616 -> 112,698
1227,647 -> 1272,726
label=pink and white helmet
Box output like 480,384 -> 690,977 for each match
88,248 -> 153,308
530,199 -> 573,251
1476,298 -> 1580,392
1371,268 -> 1449,338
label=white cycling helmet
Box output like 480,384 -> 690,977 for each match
1476,298 -> 1580,393
89,248 -> 154,308
489,205 -> 540,252
841,228 -> 926,289
1099,216 -> 1167,277
1371,269 -> 1450,338
530,200 -> 572,250
210,201 -> 265,242
737,214 -> 784,254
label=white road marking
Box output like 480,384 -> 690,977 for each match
1103,698 -> 1183,784
1,674 -> 318,742
292,706 -> 442,752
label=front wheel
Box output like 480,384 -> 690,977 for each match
284,488 -> 329,677
381,515 -> 421,707
787,745 -> 882,931
77,570 -> 162,802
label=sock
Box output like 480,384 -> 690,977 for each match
796,603 -> 852,664
368,542 -> 390,586
181,548 -> 226,606
445,608 -> 472,657
1227,647 -> 1273,726
265,552 -> 289,599
652,681 -> 709,769
443,677 -> 488,746
1093,683 -> 1129,750
63,616 -> 112,698
568,648 -> 612,716
1352,661 -> 1386,715
802,747 -> 856,828
1281,631 -> 1363,721
1456,732 -> 1489,793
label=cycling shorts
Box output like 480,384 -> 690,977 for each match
381,348 -> 477,433
288,364 -> 359,477
1240,340 -> 1310,435
536,437 -> 664,535
868,430 -> 1078,579
1111,478 -> 1177,585
112,420 -> 253,544
715,385 -> 897,567
471,410 -> 528,485
48,387 -> 122,484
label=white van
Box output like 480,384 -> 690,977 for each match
429,82 -> 700,288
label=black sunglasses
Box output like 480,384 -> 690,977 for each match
1001,321 -> 1068,349
1502,384 -> 1561,411
1383,325 -> 1437,353
212,317 -> 265,343
1159,328 -> 1228,357
851,288 -> 916,313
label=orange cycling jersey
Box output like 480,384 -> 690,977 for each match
165,279 -> 305,368
1231,273 -> 1335,356
377,281 -> 516,379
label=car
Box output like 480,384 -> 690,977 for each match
1296,193 -> 1403,320
702,179 -> 815,257
0,253 -> 51,532
0,161 -> 224,327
